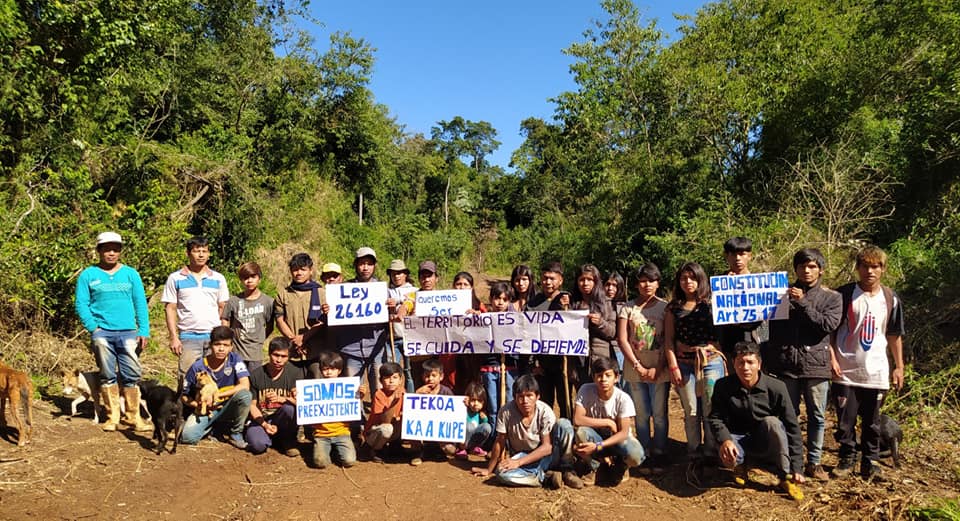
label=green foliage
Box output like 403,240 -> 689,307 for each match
910,499 -> 960,521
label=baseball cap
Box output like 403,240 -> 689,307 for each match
387,259 -> 409,273
418,260 -> 437,274
355,247 -> 377,261
96,232 -> 123,246
320,263 -> 342,275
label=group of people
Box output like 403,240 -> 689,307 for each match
74,232 -> 905,499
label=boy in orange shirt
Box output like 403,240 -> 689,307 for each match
363,362 -> 405,463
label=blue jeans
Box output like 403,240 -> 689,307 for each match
574,426 -> 645,470
781,376 -> 829,465
676,356 -> 725,455
727,416 -> 791,479
244,403 -> 298,454
179,335 -> 209,376
313,435 -> 357,467
181,389 -> 252,445
623,380 -> 670,456
481,368 -> 518,420
344,350 -> 384,395
91,329 -> 141,386
465,422 -> 494,451
497,418 -> 575,487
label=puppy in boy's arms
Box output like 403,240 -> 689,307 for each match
0,362 -> 33,447
194,371 -> 219,416
61,369 -> 124,423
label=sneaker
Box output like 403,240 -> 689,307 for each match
732,465 -> 748,486
805,463 -> 829,481
544,471 -> 563,489
562,471 -> 584,489
470,446 -> 488,457
831,456 -> 856,478
454,449 -> 468,459
283,446 -> 300,458
228,433 -> 248,450
779,479 -> 804,501
441,444 -> 458,457
410,455 -> 423,466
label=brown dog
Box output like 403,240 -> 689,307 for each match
194,371 -> 218,416
0,363 -> 33,447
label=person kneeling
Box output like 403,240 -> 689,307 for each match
180,326 -> 252,449
471,375 -> 579,489
572,356 -> 645,486
708,341 -> 805,500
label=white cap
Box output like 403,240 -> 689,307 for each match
96,232 -> 123,245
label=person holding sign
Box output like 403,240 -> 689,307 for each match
363,362 -> 406,463
447,272 -> 487,392
664,262 -> 724,460
571,264 -> 617,371
527,261 -> 573,420
471,375 -> 578,489
510,264 -> 538,312
617,263 -> 670,472
309,352 -> 358,469
386,260 -> 417,392
829,245 -> 905,481
412,359 -> 457,464
571,357 -> 645,486
708,341 -> 805,501
763,249 -> 842,481
479,282 -> 519,419
336,247 -> 390,394
245,337 -> 305,456
718,237 -> 767,373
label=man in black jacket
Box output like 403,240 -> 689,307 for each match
764,248 -> 842,481
709,342 -> 805,501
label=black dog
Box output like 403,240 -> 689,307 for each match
140,378 -> 183,455
879,413 -> 903,468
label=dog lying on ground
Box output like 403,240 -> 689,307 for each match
879,413 -> 903,468
0,362 -> 33,447
194,371 -> 218,416
140,379 -> 183,454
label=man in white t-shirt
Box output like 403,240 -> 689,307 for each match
572,356 -> 645,486
161,237 -> 230,375
830,245 -> 905,480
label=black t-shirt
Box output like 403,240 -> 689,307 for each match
249,363 -> 306,418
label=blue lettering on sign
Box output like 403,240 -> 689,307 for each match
302,381 -> 357,401
407,395 -> 456,411
334,301 -> 383,320
338,285 -> 369,300
523,311 -> 564,324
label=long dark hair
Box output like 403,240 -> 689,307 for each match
453,271 -> 482,311
573,264 -> 607,314
510,264 -> 537,309
670,262 -> 711,307
604,271 -> 627,303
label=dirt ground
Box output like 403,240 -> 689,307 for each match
1,386 -> 956,521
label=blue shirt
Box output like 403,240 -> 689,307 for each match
183,351 -> 250,398
75,264 -> 150,337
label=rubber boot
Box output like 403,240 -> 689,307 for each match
100,385 -> 121,432
120,386 -> 153,432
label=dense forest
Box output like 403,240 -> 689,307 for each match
1,0 -> 958,371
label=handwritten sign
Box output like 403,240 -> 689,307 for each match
401,393 -> 466,443
414,289 -> 472,316
710,272 -> 791,325
326,282 -> 389,326
295,377 -> 362,425
401,311 -> 589,356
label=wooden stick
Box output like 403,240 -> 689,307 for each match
562,356 -> 571,418
387,318 -> 396,364
499,354 -> 506,407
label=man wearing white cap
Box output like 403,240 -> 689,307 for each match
74,232 -> 153,432
334,247 -> 389,392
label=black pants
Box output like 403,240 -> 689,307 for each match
535,356 -> 572,419
833,383 -> 884,463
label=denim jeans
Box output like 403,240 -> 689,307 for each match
91,329 -> 141,386
181,389 -> 252,445
497,418 -> 575,487
344,350 -> 384,395
313,434 -> 357,467
574,426 -> 645,470
481,368 -> 518,420
244,402 -> 298,454
623,380 -> 670,456
781,376 -> 829,465
676,356 -> 725,455
727,416 -> 791,480
465,422 -> 494,451
179,335 -> 209,376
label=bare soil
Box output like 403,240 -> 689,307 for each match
1,385 -> 956,521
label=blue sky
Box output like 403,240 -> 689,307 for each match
303,1 -> 707,170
